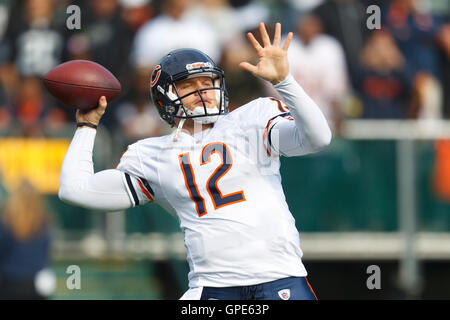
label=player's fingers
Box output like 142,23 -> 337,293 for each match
282,32 -> 293,51
98,96 -> 107,109
273,22 -> 281,47
247,32 -> 263,53
238,62 -> 258,75
259,22 -> 271,46
95,96 -> 107,117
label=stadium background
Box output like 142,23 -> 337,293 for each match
0,0 -> 449,300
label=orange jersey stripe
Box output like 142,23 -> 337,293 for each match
137,178 -> 154,202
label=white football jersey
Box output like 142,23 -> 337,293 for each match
116,97 -> 307,288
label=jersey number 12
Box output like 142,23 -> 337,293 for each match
178,142 -> 246,217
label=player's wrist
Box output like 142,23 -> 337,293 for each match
273,73 -> 293,88
76,122 -> 98,129
271,77 -> 285,85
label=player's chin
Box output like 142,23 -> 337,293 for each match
206,104 -> 218,111
190,103 -> 215,111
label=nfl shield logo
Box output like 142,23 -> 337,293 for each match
278,289 -> 291,300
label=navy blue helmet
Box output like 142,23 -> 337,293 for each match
150,48 -> 229,126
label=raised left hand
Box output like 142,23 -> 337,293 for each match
239,22 -> 293,85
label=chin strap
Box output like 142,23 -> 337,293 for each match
173,117 -> 186,142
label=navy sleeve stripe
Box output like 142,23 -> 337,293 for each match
125,173 -> 139,206
139,177 -> 155,197
268,126 -> 274,150
265,112 -> 291,129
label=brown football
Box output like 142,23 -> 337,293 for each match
43,60 -> 121,110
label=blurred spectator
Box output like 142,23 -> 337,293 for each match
437,22 -> 450,118
287,0 -> 324,13
220,39 -> 263,109
352,29 -> 414,119
384,0 -> 443,78
130,0 -> 220,70
0,180 -> 55,300
115,67 -> 167,143
1,0 -> 65,77
0,173 -> 6,209
116,98 -> 166,142
0,83 -> 12,133
64,0 -> 148,130
14,76 -> 45,136
120,0 -> 154,33
409,70 -> 442,119
383,0 -> 444,119
10,75 -> 65,137
0,56 -> 19,106
184,0 -> 241,50
285,14 -> 348,129
0,0 -> 65,111
313,0 -> 378,81
65,0 -> 139,90
0,1 -> 11,47
0,0 -> 71,136
0,106 -> 12,132
283,0 -> 325,32
229,0 -> 269,33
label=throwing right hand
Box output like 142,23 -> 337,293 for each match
76,96 -> 107,126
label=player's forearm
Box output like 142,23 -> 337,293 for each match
274,74 -> 332,151
59,127 -> 132,211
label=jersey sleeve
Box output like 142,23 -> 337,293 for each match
59,128 -> 137,211
115,143 -> 156,207
257,97 -> 296,157
237,72 -> 332,158
235,97 -> 296,157
235,92 -> 330,158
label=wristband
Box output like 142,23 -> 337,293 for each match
76,122 -> 98,129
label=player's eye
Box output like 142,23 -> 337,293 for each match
180,83 -> 191,90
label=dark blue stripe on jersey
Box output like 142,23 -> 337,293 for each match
139,177 -> 155,197
201,143 -> 245,208
208,164 -> 244,207
125,173 -> 139,206
269,97 -> 287,112
179,154 -> 206,215
268,128 -> 274,150
265,112 -> 291,128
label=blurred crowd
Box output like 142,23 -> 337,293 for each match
0,0 -> 448,142
0,179 -> 54,299
0,0 -> 448,299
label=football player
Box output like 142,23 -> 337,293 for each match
59,22 -> 331,300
